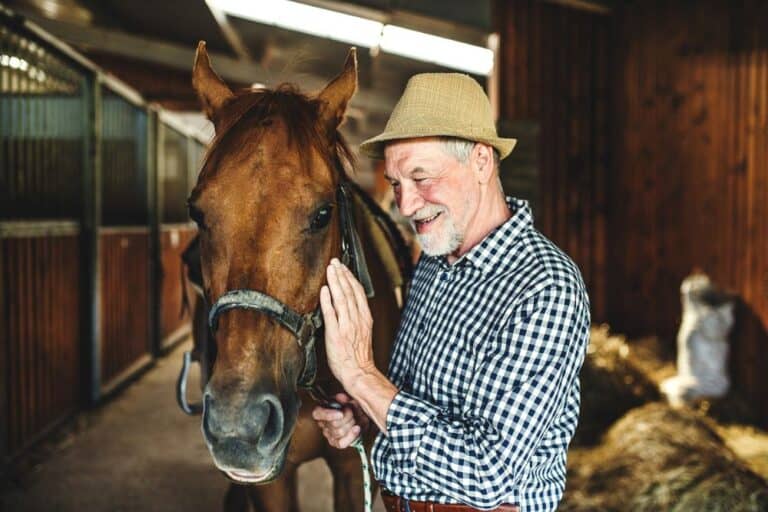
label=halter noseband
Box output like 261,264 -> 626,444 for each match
206,181 -> 374,390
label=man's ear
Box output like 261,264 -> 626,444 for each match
317,47 -> 357,133
192,41 -> 234,126
472,143 -> 496,184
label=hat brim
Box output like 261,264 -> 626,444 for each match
359,129 -> 517,161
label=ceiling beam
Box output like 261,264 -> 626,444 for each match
542,0 -> 612,15
203,0 -> 255,61
24,13 -> 396,114
300,0 -> 492,45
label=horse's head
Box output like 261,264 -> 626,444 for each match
188,42 -> 357,483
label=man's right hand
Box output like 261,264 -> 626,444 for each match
311,392 -> 370,449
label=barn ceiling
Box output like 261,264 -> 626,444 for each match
4,0 -> 613,151
5,0 -> 502,147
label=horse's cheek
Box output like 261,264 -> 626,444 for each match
297,235 -> 329,275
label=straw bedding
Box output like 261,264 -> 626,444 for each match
562,327 -> 768,511
573,326 -> 661,446
562,403 -> 768,511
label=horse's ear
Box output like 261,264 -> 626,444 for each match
192,41 -> 234,124
317,47 -> 358,131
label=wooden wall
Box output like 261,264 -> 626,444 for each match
159,225 -> 197,347
1,233 -> 81,456
496,0 -> 611,321
99,229 -> 151,386
609,0 -> 768,423
496,0 -> 768,424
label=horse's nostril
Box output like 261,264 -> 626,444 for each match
202,390 -> 286,451
257,395 -> 284,452
202,394 -> 219,442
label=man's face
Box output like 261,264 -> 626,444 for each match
384,138 -> 480,257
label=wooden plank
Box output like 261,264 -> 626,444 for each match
99,230 -> 151,387
159,226 -> 196,344
0,236 -> 7,461
2,235 -> 81,456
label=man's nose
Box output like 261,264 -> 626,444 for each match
396,182 -> 424,218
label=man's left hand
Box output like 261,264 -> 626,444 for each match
319,258 -> 377,389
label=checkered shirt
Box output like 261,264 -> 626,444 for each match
371,198 -> 591,512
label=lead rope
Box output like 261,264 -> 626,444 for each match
351,437 -> 373,512
308,383 -> 372,512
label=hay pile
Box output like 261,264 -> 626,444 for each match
562,403 -> 768,511
574,326 -> 662,446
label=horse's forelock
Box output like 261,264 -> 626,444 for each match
195,85 -> 354,189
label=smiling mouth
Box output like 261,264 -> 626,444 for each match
413,211 -> 442,231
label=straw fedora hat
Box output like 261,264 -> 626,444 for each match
359,73 -> 517,160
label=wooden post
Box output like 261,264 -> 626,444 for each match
149,113 -> 163,356
0,224 -> 7,469
81,75 -> 103,405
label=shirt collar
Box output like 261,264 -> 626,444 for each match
433,197 -> 533,273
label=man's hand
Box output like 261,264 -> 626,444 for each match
319,258 -> 377,388
311,393 -> 371,449
318,258 -> 400,434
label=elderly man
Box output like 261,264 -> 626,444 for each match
313,73 -> 590,512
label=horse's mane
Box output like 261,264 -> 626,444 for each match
195,85 -> 355,189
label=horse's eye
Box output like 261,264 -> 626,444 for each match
309,205 -> 333,232
188,204 -> 206,229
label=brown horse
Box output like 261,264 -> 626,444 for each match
186,42 -> 407,511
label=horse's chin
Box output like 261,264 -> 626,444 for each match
224,467 -> 278,484
217,448 -> 287,485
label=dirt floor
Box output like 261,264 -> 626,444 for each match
3,329 -> 767,511
1,339 -> 386,512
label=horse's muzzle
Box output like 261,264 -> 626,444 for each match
202,389 -> 295,482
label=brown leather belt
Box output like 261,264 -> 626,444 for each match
381,491 -> 520,512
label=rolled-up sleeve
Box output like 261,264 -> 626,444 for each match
383,284 -> 590,510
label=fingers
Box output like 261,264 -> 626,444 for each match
311,406 -> 343,422
325,259 -> 372,326
336,425 -> 361,449
319,285 -> 339,340
334,392 -> 352,404
312,405 -> 354,429
312,405 -> 361,449
340,264 -> 371,322
326,261 -> 356,321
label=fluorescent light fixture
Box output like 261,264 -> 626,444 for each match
380,25 -> 494,75
207,0 -> 383,48
207,1 -> 495,75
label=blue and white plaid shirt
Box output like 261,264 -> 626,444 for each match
372,198 -> 590,512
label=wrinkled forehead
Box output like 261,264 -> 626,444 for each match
383,137 -> 456,178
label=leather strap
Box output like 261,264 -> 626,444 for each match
381,492 -> 519,512
338,181 -> 374,297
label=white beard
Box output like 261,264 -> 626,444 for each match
410,205 -> 464,256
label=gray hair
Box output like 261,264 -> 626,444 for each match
438,136 -> 504,192
438,137 -> 500,168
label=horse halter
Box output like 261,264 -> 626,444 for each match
206,181 -> 375,391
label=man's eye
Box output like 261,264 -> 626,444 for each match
309,205 -> 333,232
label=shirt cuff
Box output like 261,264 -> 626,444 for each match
385,390 -> 445,474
